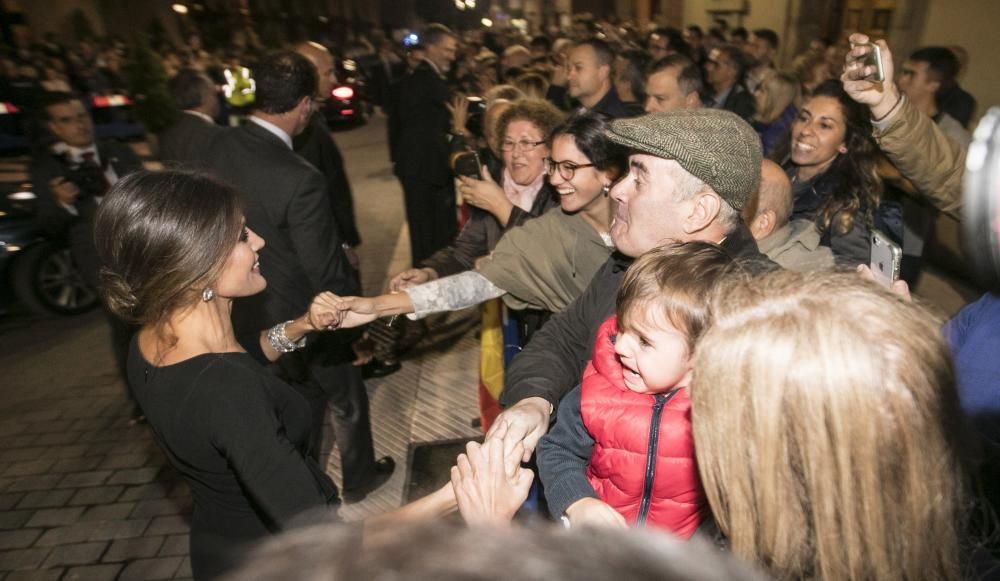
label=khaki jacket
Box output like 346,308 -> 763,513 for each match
873,95 -> 966,215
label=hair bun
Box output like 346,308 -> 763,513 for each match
98,268 -> 139,321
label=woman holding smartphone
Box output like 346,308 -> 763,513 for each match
783,79 -> 881,266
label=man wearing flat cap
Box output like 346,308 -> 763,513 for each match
486,108 -> 778,458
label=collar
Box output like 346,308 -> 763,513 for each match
713,84 -> 734,107
52,142 -> 99,163
589,86 -> 621,114
502,167 -> 545,212
249,116 -> 293,149
185,110 -> 215,124
422,57 -> 445,79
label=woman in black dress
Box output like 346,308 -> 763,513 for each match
94,170 -> 350,578
95,170 -> 529,579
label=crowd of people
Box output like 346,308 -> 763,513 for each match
6,13 -> 999,581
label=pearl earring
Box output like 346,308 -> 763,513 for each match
202,287 -> 215,302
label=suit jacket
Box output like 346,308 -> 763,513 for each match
30,139 -> 143,237
204,122 -> 359,334
30,139 -> 143,287
721,83 -> 756,121
391,60 -> 452,186
158,111 -> 224,168
293,113 -> 361,247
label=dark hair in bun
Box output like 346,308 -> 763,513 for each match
95,170 -> 244,325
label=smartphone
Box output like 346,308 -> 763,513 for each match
870,229 -> 902,288
453,151 -> 482,179
858,42 -> 885,82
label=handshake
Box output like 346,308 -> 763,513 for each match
305,291 -> 384,332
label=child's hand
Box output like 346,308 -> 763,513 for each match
564,497 -> 628,529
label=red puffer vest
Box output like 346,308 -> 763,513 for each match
580,316 -> 703,537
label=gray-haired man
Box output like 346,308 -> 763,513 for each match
487,108 -> 777,458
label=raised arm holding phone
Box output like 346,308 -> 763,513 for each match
841,33 -> 966,211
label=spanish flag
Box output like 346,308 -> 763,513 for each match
478,298 -> 520,433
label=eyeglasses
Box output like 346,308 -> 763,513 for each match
545,158 -> 595,180
500,139 -> 546,152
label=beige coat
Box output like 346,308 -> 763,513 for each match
872,95 -> 966,215
757,219 -> 836,272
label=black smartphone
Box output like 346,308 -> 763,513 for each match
453,151 -> 482,179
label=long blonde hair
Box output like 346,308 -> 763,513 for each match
691,271 -> 968,581
753,69 -> 798,124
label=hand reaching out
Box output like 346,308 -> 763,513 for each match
447,95 -> 470,136
306,291 -> 346,331
331,296 -> 381,329
485,396 -> 552,462
451,422 -> 534,526
389,268 -> 437,292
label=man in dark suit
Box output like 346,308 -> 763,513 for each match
158,68 -> 223,167
705,45 -> 756,121
204,51 -> 393,502
30,91 -> 144,416
293,42 -> 362,269
546,38 -> 633,119
392,23 -> 459,266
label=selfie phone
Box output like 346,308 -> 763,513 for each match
453,151 -> 482,179
870,229 -> 902,288
859,42 -> 885,82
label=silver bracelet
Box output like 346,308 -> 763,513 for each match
267,320 -> 307,353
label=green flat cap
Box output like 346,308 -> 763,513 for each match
605,109 -> 762,210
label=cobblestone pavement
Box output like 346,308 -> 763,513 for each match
0,115 -> 480,580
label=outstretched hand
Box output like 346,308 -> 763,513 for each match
389,268 -> 437,292
306,291 -> 346,331
485,397 -> 552,463
330,295 -> 381,329
451,422 -> 534,526
447,95 -> 470,136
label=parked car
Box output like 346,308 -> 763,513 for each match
0,184 -> 98,316
318,58 -> 372,127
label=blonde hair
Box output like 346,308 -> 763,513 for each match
514,72 -> 550,100
691,271 -> 968,581
753,69 -> 798,124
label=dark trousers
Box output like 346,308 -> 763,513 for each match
278,333 -> 376,492
400,177 -> 457,265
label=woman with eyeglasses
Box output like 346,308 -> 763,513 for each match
389,98 -> 563,297
331,112 -> 625,345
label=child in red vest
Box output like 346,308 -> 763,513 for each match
536,242 -> 737,535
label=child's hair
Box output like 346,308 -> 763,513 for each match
616,242 -> 739,351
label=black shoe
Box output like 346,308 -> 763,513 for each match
362,358 -> 402,379
342,456 -> 396,503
